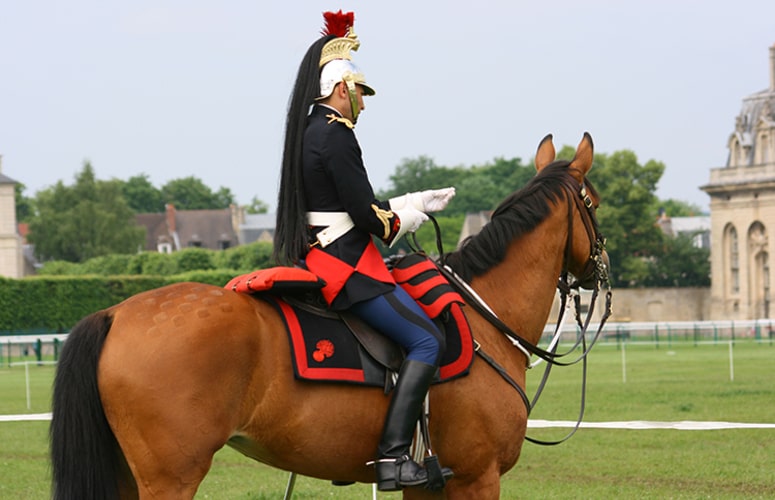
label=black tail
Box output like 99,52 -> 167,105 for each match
50,311 -> 122,500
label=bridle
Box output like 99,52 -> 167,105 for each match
429,171 -> 612,445
562,172 -> 609,290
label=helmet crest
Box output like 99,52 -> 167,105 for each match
319,10 -> 361,67
321,10 -> 354,37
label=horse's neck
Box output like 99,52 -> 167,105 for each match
469,214 -> 567,348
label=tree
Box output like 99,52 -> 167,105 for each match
449,175 -> 504,215
657,198 -> 706,217
121,174 -> 164,213
214,187 -> 236,209
584,150 -> 668,287
27,162 -> 145,262
645,233 -> 710,287
413,214 -> 466,255
380,156 -> 471,207
161,177 -> 235,210
380,156 -> 534,217
245,196 -> 269,214
14,183 -> 35,223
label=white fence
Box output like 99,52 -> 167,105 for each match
1,333 -> 68,365
2,319 -> 773,365
543,318 -> 775,344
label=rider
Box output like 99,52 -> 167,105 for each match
273,11 -> 455,492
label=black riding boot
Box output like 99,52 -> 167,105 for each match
374,359 -> 453,491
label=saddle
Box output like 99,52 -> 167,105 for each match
225,253 -> 474,388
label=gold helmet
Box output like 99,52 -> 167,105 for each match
317,11 -> 375,122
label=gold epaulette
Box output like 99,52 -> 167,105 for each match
326,113 -> 355,129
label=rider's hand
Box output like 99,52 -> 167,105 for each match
389,187 -> 456,213
419,187 -> 456,212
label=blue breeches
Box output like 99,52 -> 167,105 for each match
349,286 -> 445,366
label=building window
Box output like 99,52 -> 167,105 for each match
757,133 -> 770,164
188,234 -> 202,248
749,222 -> 769,317
727,226 -> 739,294
732,140 -> 741,167
157,243 -> 172,254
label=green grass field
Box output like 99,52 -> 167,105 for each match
1,340 -> 774,499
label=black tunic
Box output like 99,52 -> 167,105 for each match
302,104 -> 399,310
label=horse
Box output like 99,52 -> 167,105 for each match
50,132 -> 608,499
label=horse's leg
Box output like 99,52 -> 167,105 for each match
406,358 -> 526,500
116,449 -> 140,499
439,465 -> 502,500
101,344 -> 235,499
98,287 -> 265,499
397,462 -> 502,500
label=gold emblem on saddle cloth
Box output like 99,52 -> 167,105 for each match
371,204 -> 393,239
326,113 -> 355,129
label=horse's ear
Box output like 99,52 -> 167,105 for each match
535,134 -> 555,171
569,132 -> 594,177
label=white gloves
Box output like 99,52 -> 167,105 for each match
421,187 -> 456,212
389,207 -> 428,247
387,187 -> 454,247
389,187 -> 456,213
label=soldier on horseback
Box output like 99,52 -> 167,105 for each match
273,10 -> 455,492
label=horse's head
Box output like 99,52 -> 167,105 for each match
535,133 -> 610,290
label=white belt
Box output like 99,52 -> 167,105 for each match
306,211 -> 355,248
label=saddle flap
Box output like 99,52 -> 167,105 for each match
340,313 -> 404,373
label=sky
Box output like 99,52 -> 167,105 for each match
2,1 -> 775,214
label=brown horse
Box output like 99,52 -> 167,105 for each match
50,133 -> 607,499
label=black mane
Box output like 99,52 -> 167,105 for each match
444,161 -> 587,281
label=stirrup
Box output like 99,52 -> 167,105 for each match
370,455 -> 452,492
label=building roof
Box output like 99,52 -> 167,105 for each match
725,44 -> 775,168
0,172 -> 18,184
239,212 -> 276,244
135,206 -> 238,251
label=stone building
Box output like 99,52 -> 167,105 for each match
0,156 -> 24,278
702,43 -> 775,320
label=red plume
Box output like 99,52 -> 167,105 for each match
321,10 -> 354,37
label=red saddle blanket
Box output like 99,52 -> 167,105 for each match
225,254 -> 474,386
